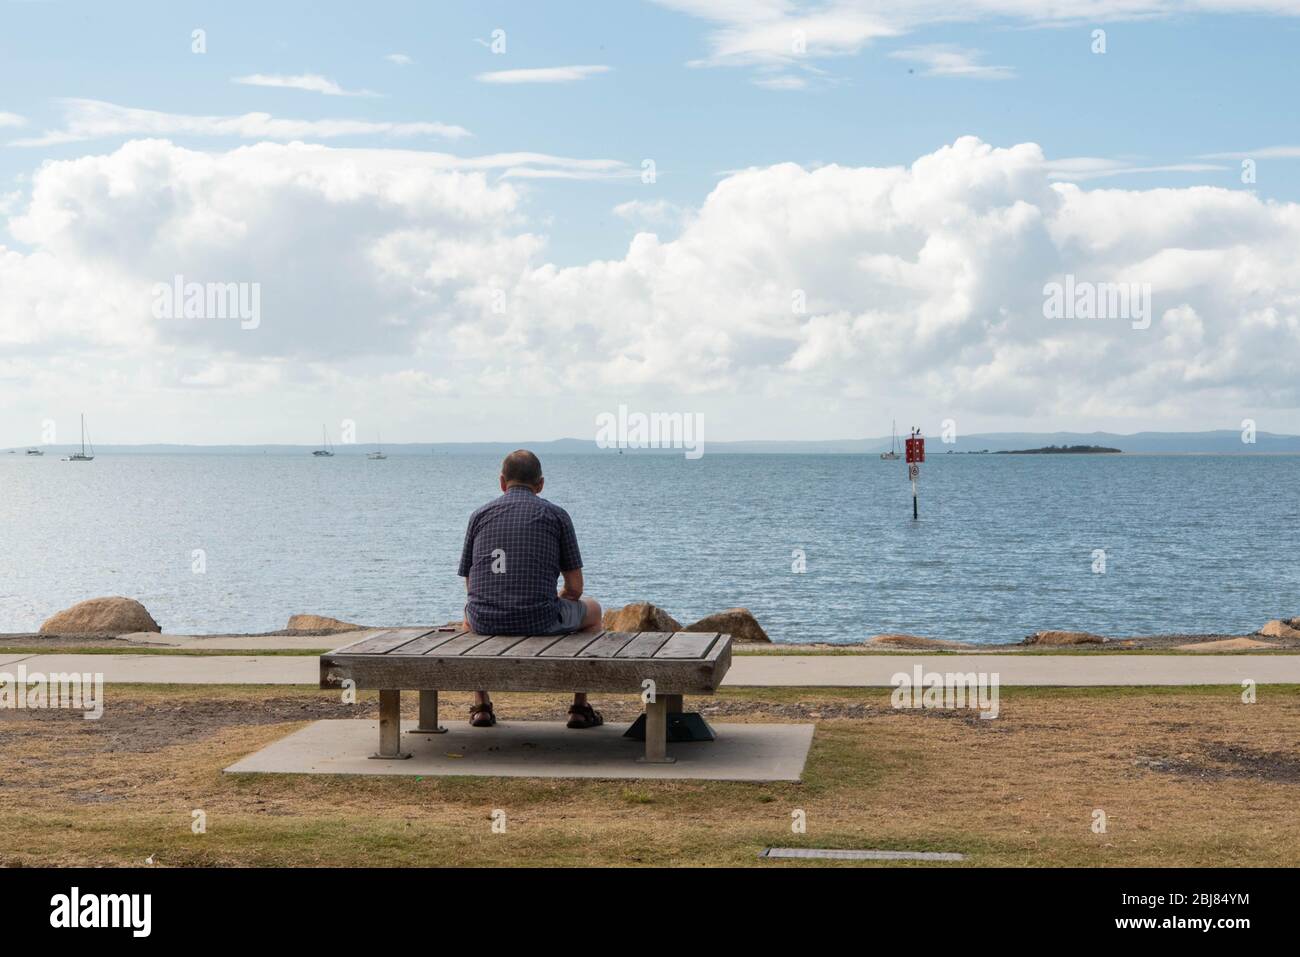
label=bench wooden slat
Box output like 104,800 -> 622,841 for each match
578,631 -> 637,658
497,635 -> 568,658
401,629 -> 469,656
332,629 -> 428,656
463,634 -> 531,657
655,632 -> 720,659
434,632 -> 497,656
615,632 -> 673,659
540,630 -> 605,657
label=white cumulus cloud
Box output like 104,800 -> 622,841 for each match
2,135 -> 1298,439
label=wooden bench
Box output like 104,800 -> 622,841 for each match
320,627 -> 733,764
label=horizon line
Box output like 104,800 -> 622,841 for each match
4,427 -> 1299,451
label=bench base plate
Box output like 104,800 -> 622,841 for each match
228,720 -> 813,782
623,712 -> 717,743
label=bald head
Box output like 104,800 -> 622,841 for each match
501,449 -> 543,490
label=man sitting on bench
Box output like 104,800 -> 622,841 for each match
459,449 -> 604,729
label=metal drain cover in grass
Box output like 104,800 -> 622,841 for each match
760,847 -> 964,862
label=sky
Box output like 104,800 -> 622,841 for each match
1,0 -> 1299,446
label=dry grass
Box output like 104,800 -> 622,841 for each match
1,684 -> 1297,867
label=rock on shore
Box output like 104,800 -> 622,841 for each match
1023,630 -> 1108,646
1257,619 -> 1300,640
40,596 -> 160,635
866,633 -> 976,650
602,602 -> 681,633
684,608 -> 770,643
285,614 -> 365,633
1177,637 -> 1277,652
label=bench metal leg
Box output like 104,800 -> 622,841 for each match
407,689 -> 448,734
636,696 -> 676,764
622,692 -> 715,743
370,689 -> 411,760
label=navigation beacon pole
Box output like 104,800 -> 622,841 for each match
905,427 -> 925,520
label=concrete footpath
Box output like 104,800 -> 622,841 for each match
2,652 -> 1299,687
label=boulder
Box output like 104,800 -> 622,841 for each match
285,614 -> 365,633
1178,637 -> 1277,652
866,633 -> 975,650
602,602 -> 681,633
683,608 -> 770,643
1257,619 -> 1300,640
1023,630 -> 1108,646
40,596 -> 160,635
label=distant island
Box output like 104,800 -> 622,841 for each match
995,445 -> 1122,455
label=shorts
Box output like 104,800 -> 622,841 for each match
463,597 -> 586,636
540,597 -> 587,635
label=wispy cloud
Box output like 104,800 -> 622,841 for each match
749,60 -> 835,92
475,65 -> 611,84
231,73 -> 377,97
890,45 -> 1014,80
499,167 -> 628,181
662,0 -> 898,67
654,0 -> 1300,86
0,112 -> 26,128
613,198 -> 690,225
9,99 -> 470,147
1198,145 -> 1300,160
384,53 -> 414,66
486,154 -> 633,180
753,74 -> 810,90
1046,156 -> 1228,181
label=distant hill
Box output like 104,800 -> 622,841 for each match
995,445 -> 1122,454
5,430 -> 1299,455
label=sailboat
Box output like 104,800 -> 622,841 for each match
67,414 -> 94,461
880,420 -> 901,460
367,432 -> 387,460
312,425 -> 334,457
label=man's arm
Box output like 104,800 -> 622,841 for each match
457,513 -> 477,598
556,507 -> 584,600
560,567 -> 583,600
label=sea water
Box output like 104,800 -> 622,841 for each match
1,451 -> 1296,644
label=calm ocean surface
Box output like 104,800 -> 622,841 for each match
1,452 -> 1297,644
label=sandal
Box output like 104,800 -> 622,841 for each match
566,702 -> 604,729
469,702 -> 496,727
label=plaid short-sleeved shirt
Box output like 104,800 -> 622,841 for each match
458,485 -> 583,635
